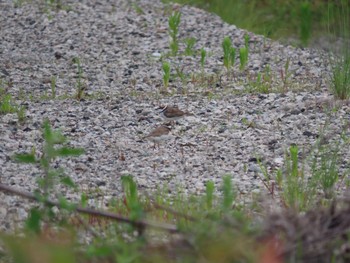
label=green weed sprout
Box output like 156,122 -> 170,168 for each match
131,2 -> 144,15
280,57 -> 292,91
51,76 -> 57,99
162,61 -> 171,90
329,0 -> 350,99
14,119 -> 84,232
17,105 -> 26,123
311,146 -> 339,199
72,57 -> 86,100
284,145 -> 304,209
175,65 -> 186,84
205,181 -> 215,210
259,125 -> 346,211
200,47 -> 207,71
221,175 -> 235,211
121,175 -> 144,222
244,33 -> 250,48
168,11 -> 181,56
184,37 -> 196,56
251,72 -> 269,94
15,119 -> 84,196
0,89 -> 26,123
331,55 -> 350,99
229,46 -> 236,69
239,46 -> 248,70
259,65 -> 272,93
13,0 -> 24,8
300,2 -> 312,46
310,130 -> 345,198
0,93 -> 16,114
222,36 -> 236,76
279,145 -> 317,211
222,36 -> 232,70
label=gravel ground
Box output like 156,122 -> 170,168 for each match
0,0 -> 349,231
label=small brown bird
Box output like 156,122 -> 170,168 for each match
144,125 -> 172,149
159,105 -> 192,122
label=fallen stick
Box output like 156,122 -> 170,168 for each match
0,183 -> 178,233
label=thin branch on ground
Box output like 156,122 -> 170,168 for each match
0,183 -> 178,233
150,200 -> 197,221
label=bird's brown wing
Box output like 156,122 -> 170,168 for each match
146,126 -> 170,137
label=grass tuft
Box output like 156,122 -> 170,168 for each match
168,11 -> 181,56
162,61 -> 171,91
328,0 -> 350,99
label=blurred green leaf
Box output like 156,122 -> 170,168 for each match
229,47 -> 236,68
33,190 -> 46,202
58,196 -> 76,211
14,153 -> 36,163
51,130 -> 66,144
206,181 -> 215,209
60,176 -> 76,188
0,94 -> 16,114
25,208 -> 42,233
80,193 -> 88,207
222,176 -> 234,211
200,47 -> 206,68
86,244 -> 114,258
121,176 -> 144,221
239,47 -> 248,70
222,36 -> 232,69
244,33 -> 250,48
43,119 -> 53,142
55,147 -> 84,157
121,175 -> 138,203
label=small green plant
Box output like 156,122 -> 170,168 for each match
121,175 -> 144,222
276,139 -> 342,210
264,64 -> 272,76
328,0 -> 350,99
44,0 -> 71,11
72,57 -> 86,100
222,36 -> 236,71
0,85 -> 27,121
175,65 -> 187,84
168,11 -> 181,56
15,119 -> 84,197
309,129 -> 347,199
222,36 -> 231,69
200,47 -> 207,71
311,145 -> 339,199
300,1 -> 312,46
244,33 -> 250,48
14,119 -> 84,234
221,175 -> 235,211
256,121 -> 347,210
252,72 -> 268,93
205,181 -> 215,210
275,145 -> 318,211
331,54 -> 350,99
0,93 -> 16,114
184,37 -> 196,56
13,0 -> 25,8
42,0 -> 71,20
239,46 -> 248,71
51,76 -> 57,99
162,61 -> 171,91
131,2 -> 144,14
17,105 -> 26,123
280,57 -> 292,91
229,46 -> 236,70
